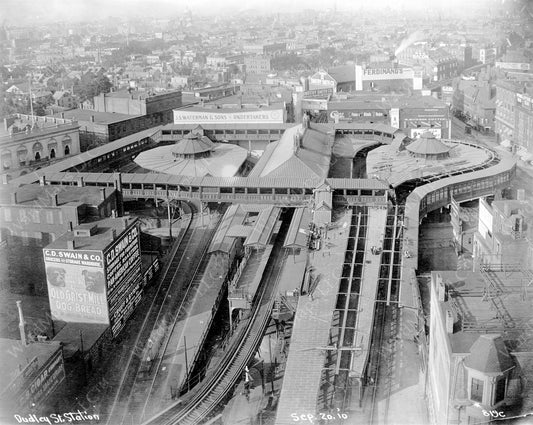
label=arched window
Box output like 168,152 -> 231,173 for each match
1,150 -> 12,170
35,151 -> 41,161
50,149 -> 56,159
64,145 -> 70,155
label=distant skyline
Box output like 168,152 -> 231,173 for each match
1,0 -> 505,25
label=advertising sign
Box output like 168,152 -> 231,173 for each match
362,67 -> 414,81
410,128 -> 442,139
44,249 -> 108,324
18,350 -> 65,408
104,225 -> 142,337
301,99 -> 328,111
173,109 -> 285,124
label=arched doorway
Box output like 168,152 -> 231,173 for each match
50,149 -> 55,159
35,151 -> 41,161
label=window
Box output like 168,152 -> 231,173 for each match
494,378 -> 506,404
471,378 -> 484,402
4,208 -> 11,222
46,211 -> 54,224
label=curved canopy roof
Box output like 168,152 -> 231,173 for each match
406,132 -> 451,156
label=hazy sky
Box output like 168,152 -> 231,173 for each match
1,0 -> 501,24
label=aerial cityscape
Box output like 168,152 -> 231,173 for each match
1,0 -> 533,424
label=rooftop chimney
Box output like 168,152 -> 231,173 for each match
60,112 -> 65,119
39,176 -> 46,186
16,301 -> 28,346
123,217 -> 129,229
436,273 -> 446,302
68,221 -> 73,231
110,229 -> 116,241
11,192 -> 17,204
52,194 -> 58,207
445,309 -> 454,334
67,240 -> 76,250
100,188 -> 106,201
77,177 -> 84,187
90,115 -> 95,122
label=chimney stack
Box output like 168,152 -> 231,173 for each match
445,309 -> 454,333
123,217 -> 129,229
16,301 -> 28,346
52,194 -> 58,206
68,221 -> 73,231
67,240 -> 76,250
110,229 -> 116,241
77,177 -> 84,187
100,188 -> 106,201
90,115 -> 95,122
436,273 -> 446,302
11,192 -> 17,204
60,112 -> 65,119
39,176 -> 46,186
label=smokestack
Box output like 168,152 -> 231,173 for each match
67,240 -> 76,250
39,176 -> 46,186
16,301 -> 28,346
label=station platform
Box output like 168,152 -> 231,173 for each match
349,206 -> 387,379
275,210 -> 352,425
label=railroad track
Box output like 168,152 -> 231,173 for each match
143,215 -> 290,425
106,203 -> 214,425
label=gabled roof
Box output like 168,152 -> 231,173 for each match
327,64 -> 355,83
249,124 -> 331,181
464,334 -> 515,375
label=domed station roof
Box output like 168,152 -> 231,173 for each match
172,132 -> 215,159
406,131 -> 452,159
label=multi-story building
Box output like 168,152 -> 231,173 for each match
494,80 -> 533,157
0,182 -> 118,295
473,194 -> 533,269
428,270 -> 533,425
43,216 -> 142,338
479,47 -> 498,65
0,114 -> 80,180
244,55 -> 271,74
92,89 -> 182,116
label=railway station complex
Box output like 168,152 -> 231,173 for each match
1,6 -> 533,422
2,99 -> 528,425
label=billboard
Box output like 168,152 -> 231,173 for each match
410,128 -> 442,139
44,249 -> 109,324
173,109 -> 285,125
104,225 -> 142,337
17,349 -> 65,409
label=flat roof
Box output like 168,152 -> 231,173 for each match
0,338 -> 62,389
0,185 -> 114,207
52,109 -> 140,124
44,216 -> 138,252
433,270 -> 533,354
177,105 -> 284,113
53,322 -> 108,358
